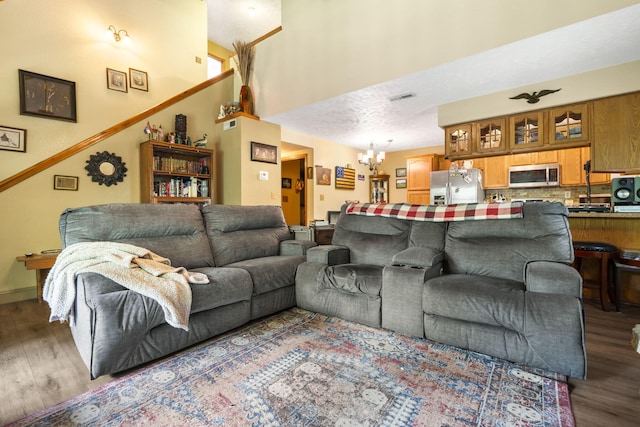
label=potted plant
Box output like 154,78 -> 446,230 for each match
233,40 -> 255,115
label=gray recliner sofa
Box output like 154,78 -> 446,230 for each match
57,203 -> 313,378
295,202 -> 586,379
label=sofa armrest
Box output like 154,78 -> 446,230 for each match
280,240 -> 318,256
392,247 -> 444,269
524,261 -> 583,298
306,245 -> 350,265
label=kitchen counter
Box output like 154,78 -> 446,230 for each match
568,213 -> 640,306
569,212 -> 640,219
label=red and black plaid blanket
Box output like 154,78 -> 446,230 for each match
346,202 -> 524,222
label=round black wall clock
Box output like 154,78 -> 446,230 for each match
85,151 -> 127,186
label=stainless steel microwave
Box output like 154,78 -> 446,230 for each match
508,163 -> 560,188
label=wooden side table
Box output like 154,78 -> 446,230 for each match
16,253 -> 58,302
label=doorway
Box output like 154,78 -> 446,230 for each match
281,157 -> 307,225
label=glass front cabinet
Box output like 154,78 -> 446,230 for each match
510,111 -> 545,150
548,103 -> 590,146
476,118 -> 507,154
445,124 -> 473,158
369,174 -> 389,203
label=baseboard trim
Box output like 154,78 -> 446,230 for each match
0,287 -> 37,305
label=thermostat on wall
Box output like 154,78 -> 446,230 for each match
223,119 -> 237,131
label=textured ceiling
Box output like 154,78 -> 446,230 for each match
207,2 -> 640,153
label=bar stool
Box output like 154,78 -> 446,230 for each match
572,241 -> 619,311
614,250 -> 640,312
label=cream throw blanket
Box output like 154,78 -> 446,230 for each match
43,242 -> 209,331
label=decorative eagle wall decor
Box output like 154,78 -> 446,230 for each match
509,89 -> 561,104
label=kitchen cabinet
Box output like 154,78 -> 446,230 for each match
444,124 -> 473,159
475,156 -> 509,189
558,147 -> 610,186
140,140 -> 214,205
509,111 -> 545,151
592,91 -> 640,172
369,174 -> 389,203
509,150 -> 558,166
476,118 -> 508,154
548,102 -> 590,146
406,154 -> 441,204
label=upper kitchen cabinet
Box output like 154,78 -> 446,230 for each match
509,111 -> 545,151
592,91 -> 640,173
444,124 -> 473,159
476,118 -> 508,154
548,102 -> 590,146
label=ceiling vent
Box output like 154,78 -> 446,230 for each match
389,93 -> 416,102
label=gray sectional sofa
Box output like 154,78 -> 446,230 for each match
53,201 -> 585,381
56,203 -> 314,378
295,202 -> 586,379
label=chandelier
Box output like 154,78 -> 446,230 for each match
357,142 -> 386,171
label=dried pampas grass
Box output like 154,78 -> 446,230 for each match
232,40 -> 255,85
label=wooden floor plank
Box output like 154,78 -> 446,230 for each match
0,299 -> 639,425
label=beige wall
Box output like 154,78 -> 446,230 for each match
438,61 -> 640,126
0,0 -> 218,302
255,0 -> 639,118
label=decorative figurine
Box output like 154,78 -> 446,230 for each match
218,105 -> 226,119
193,133 -> 207,148
157,125 -> 164,141
186,136 -> 192,146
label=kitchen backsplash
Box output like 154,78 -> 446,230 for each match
485,184 -> 611,205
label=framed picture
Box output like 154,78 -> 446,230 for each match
396,178 -> 407,189
106,68 -> 127,92
53,175 -> 78,191
251,141 -> 277,164
396,167 -> 407,177
19,70 -> 77,122
315,166 -> 331,185
129,68 -> 148,91
0,125 -> 27,153
282,178 -> 292,188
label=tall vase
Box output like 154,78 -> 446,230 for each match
239,85 -> 254,116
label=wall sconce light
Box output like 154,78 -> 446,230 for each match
107,25 -> 130,42
358,142 -> 386,173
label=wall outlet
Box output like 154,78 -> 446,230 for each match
564,191 -> 571,199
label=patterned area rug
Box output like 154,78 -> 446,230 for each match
7,308 -> 574,426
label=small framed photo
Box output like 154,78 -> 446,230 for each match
19,69 -> 77,122
106,68 -> 127,92
396,178 -> 407,189
251,141 -> 277,164
54,175 -> 78,191
129,68 -> 148,91
396,167 -> 407,177
282,178 -> 292,188
0,125 -> 27,153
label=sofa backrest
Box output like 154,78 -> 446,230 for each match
332,204 -> 412,266
444,202 -> 573,282
59,203 -> 215,269
201,205 -> 292,266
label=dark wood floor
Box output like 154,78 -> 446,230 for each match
1,299 -> 639,425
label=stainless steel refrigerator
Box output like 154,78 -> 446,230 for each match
430,168 -> 485,205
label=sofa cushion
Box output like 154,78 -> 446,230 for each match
444,202 -> 573,282
423,274 -> 526,331
226,255 -> 306,295
59,203 -> 214,269
190,267 -> 253,314
332,206 -> 410,266
320,264 -> 383,296
202,205 -> 292,266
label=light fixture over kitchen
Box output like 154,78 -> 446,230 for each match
358,141 -> 387,173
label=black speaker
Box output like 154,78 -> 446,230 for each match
612,177 -> 635,204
